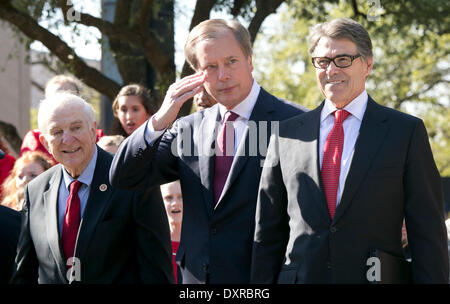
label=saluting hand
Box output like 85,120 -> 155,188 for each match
151,71 -> 206,131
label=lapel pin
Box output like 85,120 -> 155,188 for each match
99,184 -> 107,192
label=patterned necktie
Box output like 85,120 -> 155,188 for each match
62,180 -> 83,262
321,110 -> 350,219
213,111 -> 239,205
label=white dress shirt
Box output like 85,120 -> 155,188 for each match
217,80 -> 260,154
319,90 -> 368,207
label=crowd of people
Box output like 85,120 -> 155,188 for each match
0,17 -> 449,284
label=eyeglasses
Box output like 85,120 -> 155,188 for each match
311,54 -> 361,69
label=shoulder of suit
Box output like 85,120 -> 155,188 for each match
369,98 -> 423,127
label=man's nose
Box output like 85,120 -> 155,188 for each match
62,131 -> 75,144
326,61 -> 340,76
218,66 -> 230,82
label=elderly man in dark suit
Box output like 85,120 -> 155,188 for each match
110,19 -> 306,284
251,18 -> 449,284
11,93 -> 173,284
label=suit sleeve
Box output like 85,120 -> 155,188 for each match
403,119 -> 449,283
10,186 -> 39,284
133,187 -> 175,283
251,131 -> 290,283
109,119 -> 180,191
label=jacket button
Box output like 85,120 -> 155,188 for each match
330,226 -> 338,233
327,262 -> 332,269
211,227 -> 217,234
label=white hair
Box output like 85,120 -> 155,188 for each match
38,92 -> 96,133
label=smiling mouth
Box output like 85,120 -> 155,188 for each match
326,80 -> 345,85
63,147 -> 81,154
171,210 -> 181,214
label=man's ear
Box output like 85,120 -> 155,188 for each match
39,133 -> 50,152
247,55 -> 253,73
92,122 -> 97,141
364,56 -> 373,77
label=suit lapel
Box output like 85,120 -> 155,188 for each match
214,89 -> 273,209
295,104 -> 331,223
44,166 -> 68,282
333,97 -> 389,223
74,149 -> 114,263
198,106 -> 220,215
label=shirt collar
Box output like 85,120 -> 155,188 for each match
218,79 -> 260,121
321,90 -> 368,123
62,146 -> 98,190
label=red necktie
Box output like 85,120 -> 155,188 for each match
62,180 -> 83,262
321,110 -> 350,219
213,111 -> 239,205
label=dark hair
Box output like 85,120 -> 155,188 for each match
111,84 -> 155,137
308,18 -> 373,60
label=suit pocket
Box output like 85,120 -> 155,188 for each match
276,267 -> 297,284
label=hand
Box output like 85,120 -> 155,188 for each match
151,72 -> 206,131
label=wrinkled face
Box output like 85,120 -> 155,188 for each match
40,104 -> 97,178
116,95 -> 150,135
313,37 -> 372,108
195,30 -> 253,110
15,161 -> 45,190
193,86 -> 217,111
161,181 -> 183,225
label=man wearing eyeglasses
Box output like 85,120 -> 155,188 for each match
251,18 -> 449,283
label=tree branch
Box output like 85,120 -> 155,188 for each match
231,0 -> 249,17
0,2 -> 121,100
56,0 -> 171,76
248,0 -> 285,44
189,0 -> 216,31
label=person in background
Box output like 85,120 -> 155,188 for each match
0,138 -> 16,199
97,135 -> 125,154
111,84 -> 155,137
160,180 -> 183,283
0,204 -> 21,284
20,74 -> 104,163
193,86 -> 217,112
0,147 -> 20,284
1,151 -> 54,211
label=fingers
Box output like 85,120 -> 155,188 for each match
169,72 -> 206,104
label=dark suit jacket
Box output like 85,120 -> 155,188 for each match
251,97 -> 449,284
0,205 -> 21,284
110,87 -> 306,283
11,147 -> 174,284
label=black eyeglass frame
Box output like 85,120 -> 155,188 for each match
311,54 -> 362,69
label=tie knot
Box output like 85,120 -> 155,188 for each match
334,110 -> 350,124
69,180 -> 83,194
223,111 -> 239,123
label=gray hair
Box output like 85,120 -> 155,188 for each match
184,19 -> 252,70
38,93 -> 96,133
308,18 -> 373,60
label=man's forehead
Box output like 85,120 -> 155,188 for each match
46,106 -> 87,128
196,32 -> 242,62
313,37 -> 357,55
